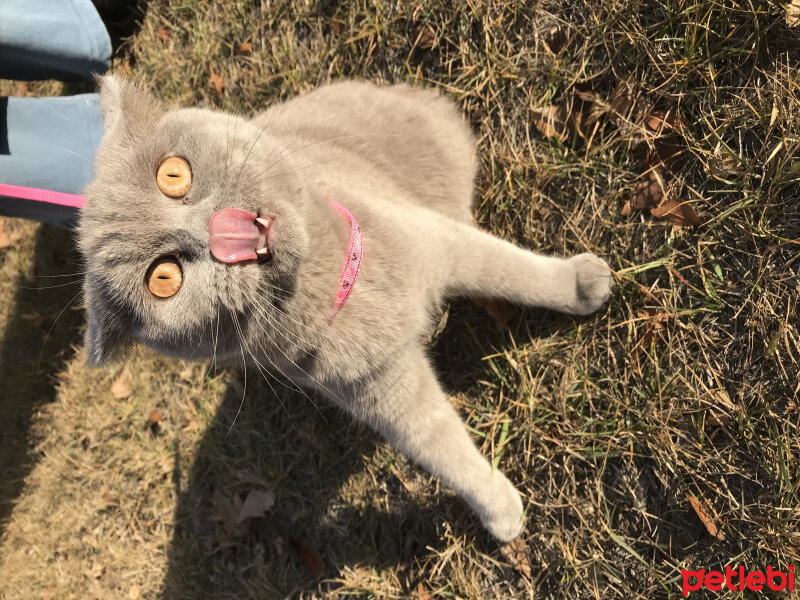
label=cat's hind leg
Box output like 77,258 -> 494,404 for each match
349,346 -> 524,542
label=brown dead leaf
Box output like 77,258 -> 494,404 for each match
209,64 -> 224,96
531,105 -> 568,141
237,489 -> 275,523
415,25 -> 436,49
286,535 -> 325,578
210,490 -> 251,538
157,26 -> 171,41
144,409 -> 161,435
608,82 -> 637,125
236,41 -> 253,55
686,493 -> 726,540
635,179 -> 662,207
644,109 -> 689,133
707,143 -> 740,179
543,25 -> 567,54
499,537 -> 532,578
0,219 -> 24,249
531,89 -> 594,143
651,199 -> 701,227
416,583 -> 435,600
785,0 -> 800,26
110,369 -> 134,399
472,296 -> 512,330
624,174 -> 664,216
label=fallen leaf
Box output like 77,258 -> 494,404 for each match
416,583 -> 435,600
210,490 -> 251,538
785,0 -> 800,27
286,535 -> 325,578
499,536 -> 532,578
237,489 -> 275,523
472,296 -> 512,330
706,143 -> 740,179
543,25 -> 567,54
624,174 -> 664,215
415,25 -> 436,49
144,408 -> 161,434
644,109 -> 689,133
209,64 -> 224,96
101,493 -> 119,506
158,26 -> 171,41
531,105 -> 571,142
236,41 -> 253,55
608,81 -> 637,125
651,199 -> 701,227
425,304 -> 449,344
111,369 -> 134,399
643,136 -> 685,174
0,219 -> 24,249
327,17 -> 344,35
686,493 -> 726,540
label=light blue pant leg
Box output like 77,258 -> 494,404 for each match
0,0 -> 112,80
0,94 -> 103,227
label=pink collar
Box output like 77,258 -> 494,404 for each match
328,199 -> 363,322
0,183 -> 362,322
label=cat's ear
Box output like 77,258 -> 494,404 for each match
96,74 -> 162,140
84,285 -> 133,367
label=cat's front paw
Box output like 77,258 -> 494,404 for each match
566,253 -> 613,315
480,472 -> 524,542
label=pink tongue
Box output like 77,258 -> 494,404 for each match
210,208 -> 261,263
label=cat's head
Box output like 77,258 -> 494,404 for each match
78,76 -> 312,366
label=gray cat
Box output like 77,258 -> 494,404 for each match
78,76 -> 612,542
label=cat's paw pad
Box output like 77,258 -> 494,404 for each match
481,473 -> 524,542
567,253 -> 613,315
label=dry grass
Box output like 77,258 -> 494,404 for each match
1,0 -> 799,598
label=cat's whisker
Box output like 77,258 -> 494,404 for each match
231,114 -> 302,186
227,305 -> 298,421
200,300 -> 222,389
242,291 -> 351,415
38,289 -> 83,367
26,270 -> 88,278
242,312 -> 333,422
17,280 -> 83,290
226,310 -> 250,437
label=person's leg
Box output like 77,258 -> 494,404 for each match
0,94 -> 103,227
0,0 -> 112,81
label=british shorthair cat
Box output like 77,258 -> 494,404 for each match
78,76 -> 612,541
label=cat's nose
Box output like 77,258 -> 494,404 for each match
146,257 -> 183,298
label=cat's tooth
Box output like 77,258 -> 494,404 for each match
256,247 -> 270,257
255,217 -> 271,229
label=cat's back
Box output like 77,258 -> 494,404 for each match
251,81 -> 477,223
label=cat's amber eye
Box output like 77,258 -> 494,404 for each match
146,257 -> 183,299
156,156 -> 192,198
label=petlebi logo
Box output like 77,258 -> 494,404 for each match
681,565 -> 795,596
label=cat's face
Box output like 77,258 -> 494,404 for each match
79,76 -> 310,365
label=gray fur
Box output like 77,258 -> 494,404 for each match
78,76 -> 612,542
